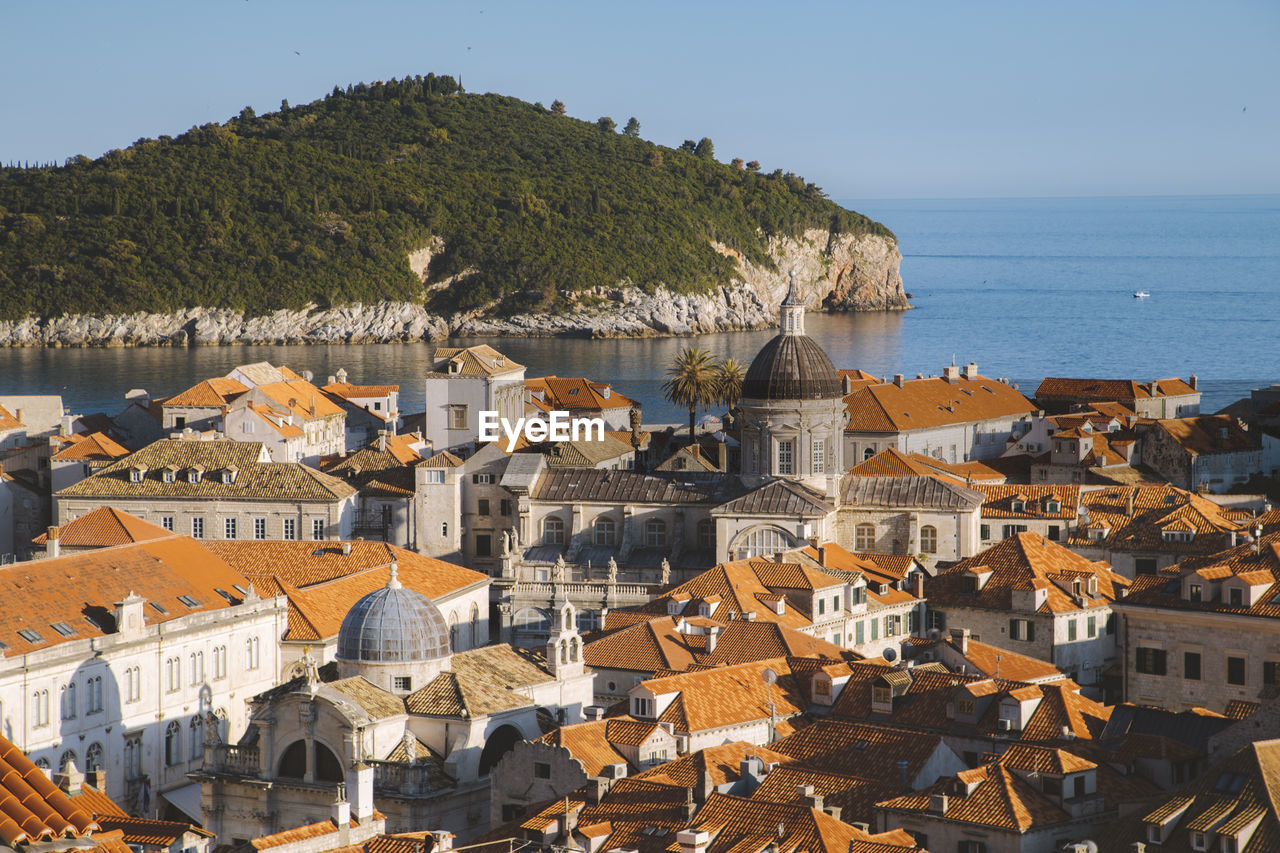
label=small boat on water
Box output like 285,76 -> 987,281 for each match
1133,290 -> 1150,299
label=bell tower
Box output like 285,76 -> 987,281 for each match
545,597 -> 583,680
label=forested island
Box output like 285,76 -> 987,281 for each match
0,75 -> 908,345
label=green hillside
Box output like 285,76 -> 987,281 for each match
0,75 -> 892,320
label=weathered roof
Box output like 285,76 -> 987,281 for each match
841,474 -> 986,509
430,345 -> 522,376
406,645 -> 552,717
51,432 -> 130,462
57,438 -> 356,501
1155,414 -> 1259,455
0,731 -> 99,845
714,480 -> 833,517
532,468 -> 739,505
742,334 -> 843,401
845,374 -> 1035,433
526,376 -> 639,411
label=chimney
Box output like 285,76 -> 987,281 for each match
346,761 -> 374,821
584,705 -> 605,721
825,807 -> 841,821
816,545 -> 826,566
799,786 -> 823,812
682,787 -> 697,821
88,769 -> 106,791
893,374 -> 905,388
717,441 -> 727,472
331,784 -> 351,847
962,362 -> 978,380
930,793 -> 949,815
337,368 -> 348,385
328,375 -> 337,385
587,777 -> 609,806
896,758 -> 909,788
1126,490 -> 1135,516
706,625 -> 718,654
912,571 -> 924,600
950,627 -> 970,655
54,759 -> 84,795
46,526 -> 61,559
1189,374 -> 1198,391
343,541 -> 352,556
378,431 -> 387,452
431,832 -> 453,853
695,769 -> 714,805
943,364 -> 960,383
15,408 -> 24,425
678,830 -> 710,853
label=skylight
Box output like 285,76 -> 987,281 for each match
18,629 -> 42,643
50,622 -> 76,637
177,595 -> 201,608
150,602 -> 169,615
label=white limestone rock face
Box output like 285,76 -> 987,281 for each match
0,230 -> 906,346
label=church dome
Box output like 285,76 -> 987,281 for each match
742,333 -> 842,401
336,564 -> 451,664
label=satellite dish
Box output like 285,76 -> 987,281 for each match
883,647 -> 898,663
928,628 -> 942,641
762,668 -> 778,686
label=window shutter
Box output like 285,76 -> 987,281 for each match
1026,621 -> 1035,642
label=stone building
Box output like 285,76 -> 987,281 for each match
1033,376 -> 1200,419
423,346 -> 525,457
55,436 -> 357,543
196,573 -> 594,843
924,533 -> 1130,697
1142,414 -> 1267,493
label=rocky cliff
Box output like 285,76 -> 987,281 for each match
0,230 -> 907,347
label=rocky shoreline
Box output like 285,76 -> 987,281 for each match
0,229 -> 909,347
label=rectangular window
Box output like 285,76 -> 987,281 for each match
855,621 -> 865,645
476,533 -> 492,557
224,517 -> 237,540
777,439 -> 794,475
811,439 -> 826,474
161,515 -> 174,531
478,499 -> 491,516
393,676 -> 412,691
423,469 -> 445,484
1227,656 -> 1247,685
312,518 -> 325,540
1229,587 -> 1244,607
1264,662 -> 1280,686
1185,652 -> 1202,680
253,517 -> 266,539
500,499 -> 512,516
191,517 -> 204,539
1136,647 -> 1167,675
1002,523 -> 1028,538
634,697 -> 652,717
1010,618 -> 1036,642
818,599 -> 825,616
980,524 -> 990,540
1048,525 -> 1060,541
1106,613 -> 1116,635
283,518 -> 297,540
870,619 -> 879,641
534,762 -> 551,779
449,405 -> 468,430
1067,619 -> 1078,642
214,646 -> 227,679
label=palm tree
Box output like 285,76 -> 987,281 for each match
715,357 -> 746,427
663,347 -> 719,442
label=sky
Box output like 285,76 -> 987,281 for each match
2,0 -> 1277,198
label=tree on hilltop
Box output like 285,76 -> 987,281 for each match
745,160 -> 761,172
551,99 -> 566,116
597,116 -> 616,133
623,117 -> 640,138
694,137 -> 715,159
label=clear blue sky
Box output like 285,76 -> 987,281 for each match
2,0 -> 1277,198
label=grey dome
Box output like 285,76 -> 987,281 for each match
742,334 -> 842,401
336,566 -> 451,663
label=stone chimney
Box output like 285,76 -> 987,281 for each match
378,431 -> 387,452
695,769 -> 714,805
912,571 -> 924,600
962,362 -> 979,380
1189,375 -> 1198,391
897,759 -> 910,788
798,785 -> 823,811
930,793 -> 949,814
331,784 -> 351,847
346,762 -> 374,821
54,759 -> 84,795
431,832 -> 453,852
89,769 -> 106,791
343,541 -> 352,556
717,441 -> 727,472
46,526 -> 61,559
337,368 -> 348,385
1126,490 -> 1135,516
584,706 -> 605,721
943,364 -> 960,383
114,592 -> 147,639
706,625 -> 718,654
950,627 -> 970,655
678,830 -> 710,853
893,374 -> 905,388
587,777 -> 610,806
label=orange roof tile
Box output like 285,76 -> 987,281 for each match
845,374 -> 1035,433
51,432 -> 130,462
31,507 -> 173,548
877,762 -> 1068,831
640,658 -> 805,733
165,377 -> 248,408
527,376 -> 639,411
0,732 -> 99,845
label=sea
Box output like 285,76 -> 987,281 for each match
2,195 -> 1276,423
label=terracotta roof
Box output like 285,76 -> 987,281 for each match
67,785 -> 128,819
31,507 -> 173,549
164,377 -> 248,408
977,484 -> 1079,519
769,719 -> 948,785
877,762 -> 1069,831
584,616 -> 850,675
688,792 -> 921,853
631,741 -> 791,789
0,536 -> 256,656
847,448 -> 964,483
251,813 -> 385,850
639,657 -> 805,733
794,543 -> 917,588
57,438 -> 356,501
0,405 -> 23,430
536,719 -> 633,776
0,731 -> 99,845
419,449 -> 463,468
527,376 -> 639,411
323,381 -> 400,398
51,432 -> 130,462
95,816 -> 213,845
845,374 -> 1035,433
1118,532 -> 1280,619
908,635 -> 1068,683
1036,377 -> 1197,403
430,345 -> 522,376
927,532 -> 1129,614
1155,415 -> 1259,455
995,743 -> 1097,775
251,379 -> 346,421
747,764 -> 899,826
1065,484 -> 1244,555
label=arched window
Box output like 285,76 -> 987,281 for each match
644,519 -> 667,547
734,526 -> 793,559
594,517 -> 616,546
920,525 -> 938,554
314,743 -> 344,783
697,519 -> 715,550
515,608 -> 549,633
34,757 -> 50,770
165,721 -> 182,766
60,683 -> 76,720
543,516 -> 565,546
85,742 -> 104,772
278,740 -> 307,779
855,523 -> 876,551
59,749 -> 77,773
189,716 -> 204,760
864,447 -> 877,461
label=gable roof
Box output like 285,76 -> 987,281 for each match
533,468 -> 740,505
430,345 -> 522,376
877,762 -> 1069,831
50,432 -> 130,462
1155,415 -> 1259,455
1118,532 -> 1280,619
527,376 -> 639,411
0,732 -> 99,846
535,716 -> 666,777
639,657 -> 806,733
845,374 -> 1035,433
164,377 -> 248,408
31,507 -> 172,549
1066,484 -> 1244,555
405,645 -> 554,717
714,480 -> 834,517
841,475 -> 986,510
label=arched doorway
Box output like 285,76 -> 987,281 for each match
478,724 -> 524,777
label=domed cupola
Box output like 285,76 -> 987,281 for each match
335,562 -> 452,693
737,271 -> 846,490
742,271 -> 842,401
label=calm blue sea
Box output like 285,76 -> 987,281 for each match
1,195 -> 1276,423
